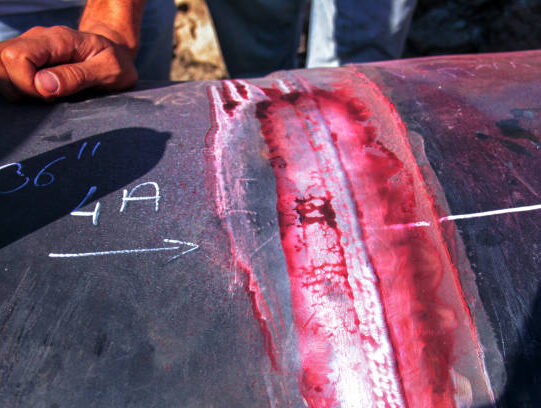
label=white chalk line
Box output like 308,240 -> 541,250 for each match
49,239 -> 198,259
385,203 -> 541,230
441,203 -> 541,221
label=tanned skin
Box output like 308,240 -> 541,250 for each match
0,0 -> 146,100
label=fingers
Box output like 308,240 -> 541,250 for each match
0,26 -> 78,97
0,25 -> 137,100
1,43 -> 41,97
34,46 -> 137,98
0,26 -> 50,100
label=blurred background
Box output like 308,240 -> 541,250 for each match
170,0 -> 541,81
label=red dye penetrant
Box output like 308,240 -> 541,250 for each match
208,74 -> 494,408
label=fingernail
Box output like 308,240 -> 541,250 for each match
36,70 -> 60,95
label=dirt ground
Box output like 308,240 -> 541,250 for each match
170,0 -> 227,81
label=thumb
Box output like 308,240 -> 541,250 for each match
34,70 -> 60,96
34,62 -> 97,98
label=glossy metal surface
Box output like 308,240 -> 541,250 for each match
0,51 -> 539,407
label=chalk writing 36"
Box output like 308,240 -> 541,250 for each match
0,162 -> 29,194
0,140 -> 100,195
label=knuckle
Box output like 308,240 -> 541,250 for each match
24,26 -> 46,36
49,25 -> 72,35
48,25 -> 77,43
0,45 -> 22,64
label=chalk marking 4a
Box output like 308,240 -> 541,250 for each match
70,186 -> 101,226
120,182 -> 161,213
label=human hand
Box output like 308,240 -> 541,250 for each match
0,25 -> 138,101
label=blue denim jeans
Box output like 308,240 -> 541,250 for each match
206,0 -> 308,78
307,0 -> 417,67
207,0 -> 417,78
0,0 -> 176,80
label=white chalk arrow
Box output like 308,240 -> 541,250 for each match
48,239 -> 198,263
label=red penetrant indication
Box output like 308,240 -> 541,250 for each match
255,81 -> 406,408
208,75 -> 494,407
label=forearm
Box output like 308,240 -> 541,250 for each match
79,0 -> 147,59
